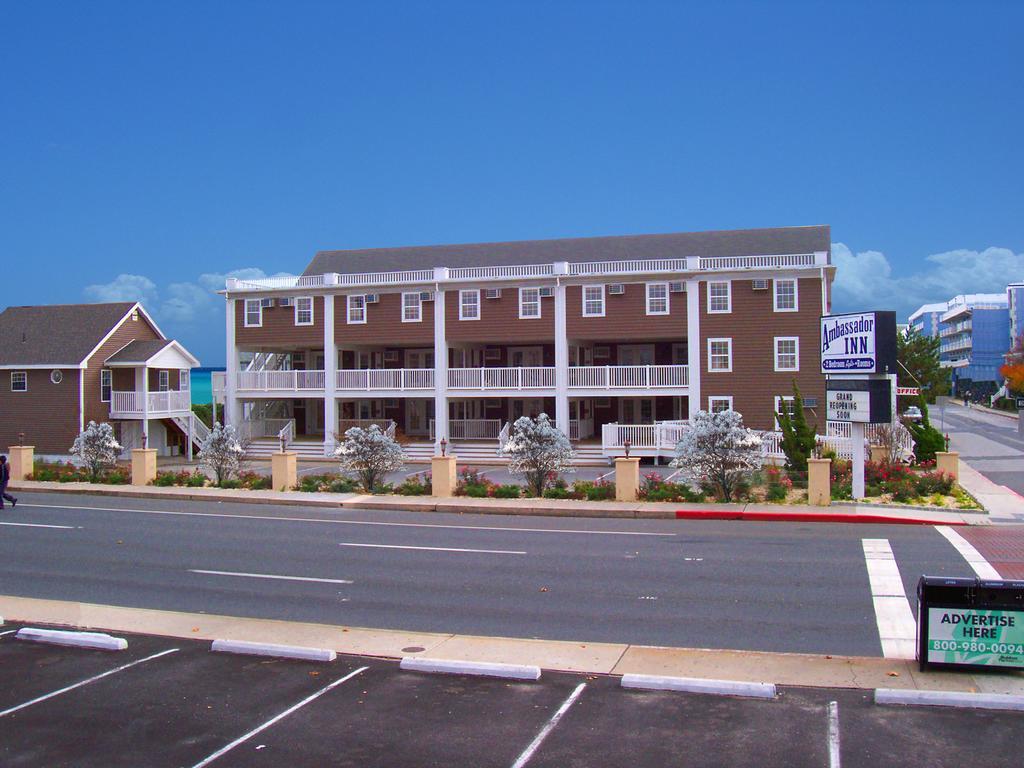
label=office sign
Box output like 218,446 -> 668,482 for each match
825,379 -> 892,423
820,311 -> 897,374
925,608 -> 1024,669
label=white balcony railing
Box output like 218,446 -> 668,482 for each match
110,390 -> 191,417
448,367 -> 555,389
211,371 -> 227,396
568,365 -> 688,389
337,419 -> 397,437
336,369 -> 434,391
236,370 -> 326,391
429,418 -> 503,440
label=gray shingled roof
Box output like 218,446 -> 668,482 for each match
104,338 -> 173,365
303,225 -> 831,276
0,303 -> 137,366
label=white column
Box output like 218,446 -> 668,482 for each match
323,292 -> 338,456
141,365 -> 150,447
433,269 -> 449,452
225,295 -> 239,428
686,278 -> 702,418
852,422 -> 866,499
553,263 -> 569,436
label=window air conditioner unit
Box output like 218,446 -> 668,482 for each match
538,286 -> 554,298
260,298 -> 275,308
278,297 -> 294,307
752,279 -> 769,290
803,397 -> 818,408
608,284 -> 625,295
669,282 -> 685,293
419,291 -> 433,302
365,294 -> 379,304
484,288 -> 502,299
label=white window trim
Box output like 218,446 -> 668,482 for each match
243,298 -> 263,328
773,336 -> 800,372
708,396 -> 733,413
179,369 -> 190,391
347,295 -> 367,324
645,282 -> 670,315
707,337 -> 733,373
519,287 -> 541,319
401,292 -> 423,323
294,296 -> 314,326
100,369 -> 112,402
459,289 -> 481,321
11,371 -> 27,392
774,395 -> 797,429
706,280 -> 732,314
773,278 -> 799,312
158,370 -> 170,392
582,285 -> 605,317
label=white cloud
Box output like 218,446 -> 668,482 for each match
83,274 -> 158,304
197,267 -> 269,292
831,242 -> 1023,319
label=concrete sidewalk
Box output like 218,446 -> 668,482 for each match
2,595 -> 1021,695
8,479 -> 988,525
957,458 -> 1024,521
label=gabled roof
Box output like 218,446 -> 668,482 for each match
104,339 -> 173,364
0,302 -> 141,367
303,225 -> 831,276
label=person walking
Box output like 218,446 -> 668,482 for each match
0,455 -> 16,509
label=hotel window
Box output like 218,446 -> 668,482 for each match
774,279 -> 798,312
707,338 -> 732,372
402,292 -> 422,322
519,287 -> 541,319
775,395 -> 797,428
708,396 -> 733,414
158,370 -> 169,392
347,295 -> 366,324
11,371 -> 27,392
646,283 -> 669,315
460,289 -> 480,320
100,369 -> 112,402
774,337 -> 799,371
583,285 -> 605,317
707,281 -> 731,313
179,370 -> 190,391
294,297 -> 314,325
244,299 -> 262,327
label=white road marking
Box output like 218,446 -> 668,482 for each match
189,569 -> 354,585
189,666 -> 367,768
0,521 -> 77,529
0,630 -> 18,636
862,539 -> 918,659
17,502 -> 675,537
340,542 -> 526,555
510,682 -> 587,768
934,526 -> 1002,579
828,701 -> 841,768
0,648 -> 179,718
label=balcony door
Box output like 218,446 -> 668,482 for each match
508,346 -> 543,367
620,398 -> 654,424
618,344 -> 655,366
511,398 -> 545,421
405,349 -> 434,369
406,399 -> 430,436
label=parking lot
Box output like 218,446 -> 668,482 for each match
1,624 -> 1022,767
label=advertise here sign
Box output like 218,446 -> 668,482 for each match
826,390 -> 870,423
820,311 -> 897,374
926,608 -> 1024,669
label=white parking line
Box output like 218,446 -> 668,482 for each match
828,701 -> 841,768
189,569 -> 354,585
862,539 -> 917,659
189,666 -> 368,768
0,521 -> 78,529
0,629 -> 18,636
934,526 -> 1002,579
18,502 -> 675,537
0,648 -> 179,718
340,542 -> 526,555
510,682 -> 586,768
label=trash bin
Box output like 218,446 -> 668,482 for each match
918,575 -> 1024,671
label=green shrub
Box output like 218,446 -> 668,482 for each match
492,484 -> 521,499
906,395 -> 946,464
328,477 -> 357,493
889,478 -> 917,503
776,382 -> 817,474
464,482 -> 489,498
396,477 -> 431,495
296,475 -> 328,492
543,487 -> 572,499
217,479 -> 242,489
572,480 -> 615,501
153,472 -> 177,487
915,471 -> 954,496
103,470 -> 130,485
766,484 -> 788,503
186,472 -> 207,487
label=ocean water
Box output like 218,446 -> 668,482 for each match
190,367 -> 223,405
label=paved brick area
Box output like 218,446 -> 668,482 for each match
960,526 -> 1024,579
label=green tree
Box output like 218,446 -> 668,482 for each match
776,382 -> 817,475
897,327 -> 948,403
905,393 -> 946,464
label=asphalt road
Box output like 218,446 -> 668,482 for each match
0,492 -> 981,657
3,626 -> 1022,768
940,402 -> 1024,495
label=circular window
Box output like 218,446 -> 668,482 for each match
50,370 -> 63,384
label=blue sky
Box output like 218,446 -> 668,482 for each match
2,1 -> 1021,365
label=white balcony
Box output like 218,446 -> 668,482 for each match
336,368 -> 434,391
110,390 -> 191,418
237,370 -> 326,391
448,367 -> 556,390
568,365 -> 688,390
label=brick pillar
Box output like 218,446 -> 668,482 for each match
8,445 -> 34,481
615,457 -> 641,502
869,445 -> 887,464
807,458 -> 831,507
131,448 -> 158,486
936,451 -> 959,482
431,455 -> 457,498
271,451 -> 298,492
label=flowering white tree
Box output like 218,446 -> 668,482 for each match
501,413 -> 574,497
672,410 -> 762,501
198,422 -> 244,485
334,425 -> 404,492
70,421 -> 121,481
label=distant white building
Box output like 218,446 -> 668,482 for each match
908,301 -> 949,338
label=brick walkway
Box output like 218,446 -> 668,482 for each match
960,526 -> 1024,579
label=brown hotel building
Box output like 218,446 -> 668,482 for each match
219,225 -> 834,460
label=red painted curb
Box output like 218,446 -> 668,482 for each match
674,509 -> 968,525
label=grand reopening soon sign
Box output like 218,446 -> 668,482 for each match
820,311 -> 897,374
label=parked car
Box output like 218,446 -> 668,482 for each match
902,406 -> 923,423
